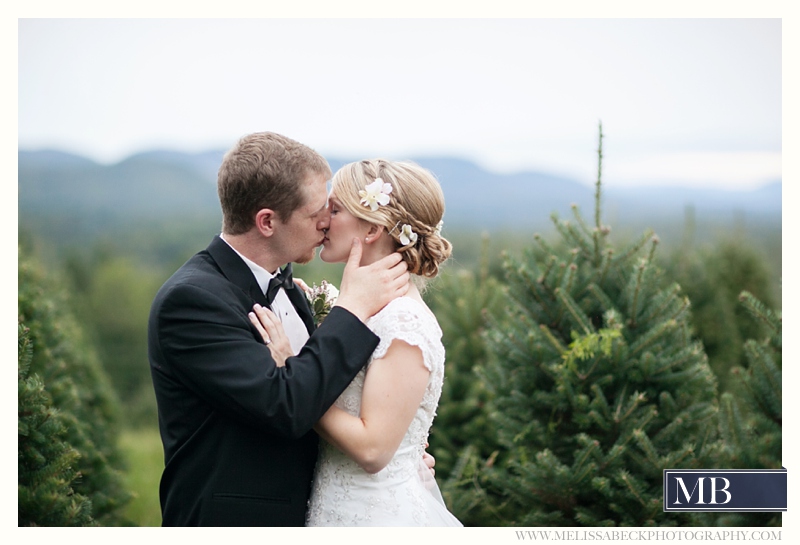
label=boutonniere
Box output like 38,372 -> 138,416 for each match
304,280 -> 339,326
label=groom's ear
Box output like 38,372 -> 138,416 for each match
364,224 -> 385,244
255,209 -> 277,237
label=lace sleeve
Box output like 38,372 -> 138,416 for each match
367,298 -> 443,373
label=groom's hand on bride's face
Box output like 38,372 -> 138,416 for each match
334,238 -> 410,322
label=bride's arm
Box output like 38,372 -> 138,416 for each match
313,339 -> 430,474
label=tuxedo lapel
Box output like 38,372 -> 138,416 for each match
286,282 -> 316,335
206,235 -> 315,334
205,236 -> 270,308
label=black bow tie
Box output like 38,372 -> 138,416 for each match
265,264 -> 294,306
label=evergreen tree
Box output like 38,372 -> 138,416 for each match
18,323 -> 94,526
703,291 -> 782,527
665,232 -> 776,394
18,248 -> 133,525
426,236 -> 505,520
469,124 -> 719,526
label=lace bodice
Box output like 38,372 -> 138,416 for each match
332,296 -> 444,442
306,296 -> 459,526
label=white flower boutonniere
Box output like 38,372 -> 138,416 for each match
305,280 -> 339,326
359,178 -> 393,211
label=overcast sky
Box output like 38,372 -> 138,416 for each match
17,17 -> 783,189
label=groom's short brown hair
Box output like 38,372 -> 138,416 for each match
217,132 -> 331,235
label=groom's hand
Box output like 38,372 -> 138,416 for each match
334,238 -> 409,323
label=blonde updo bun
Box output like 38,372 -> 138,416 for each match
331,159 -> 453,280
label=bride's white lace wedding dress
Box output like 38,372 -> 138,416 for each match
306,297 -> 462,526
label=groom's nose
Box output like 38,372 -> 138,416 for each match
317,207 -> 331,230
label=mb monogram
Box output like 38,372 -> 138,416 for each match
663,469 -> 787,512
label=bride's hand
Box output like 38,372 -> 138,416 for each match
293,277 -> 311,294
249,304 -> 293,367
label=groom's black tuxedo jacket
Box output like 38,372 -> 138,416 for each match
148,236 -> 378,526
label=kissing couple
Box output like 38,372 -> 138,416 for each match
148,132 -> 462,527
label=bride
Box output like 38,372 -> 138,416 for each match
250,159 -> 462,526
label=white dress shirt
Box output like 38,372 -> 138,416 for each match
219,235 -> 309,355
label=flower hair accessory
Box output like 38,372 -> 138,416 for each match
399,224 -> 418,246
359,178 -> 393,211
434,220 -> 443,236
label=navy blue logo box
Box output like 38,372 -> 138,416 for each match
664,469 -> 786,512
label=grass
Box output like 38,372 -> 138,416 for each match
119,426 -> 163,527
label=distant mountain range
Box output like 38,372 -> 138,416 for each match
18,148 -> 781,236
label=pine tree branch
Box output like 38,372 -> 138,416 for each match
617,470 -> 647,508
592,122 -> 609,269
534,232 -> 557,258
599,248 -> 614,285
637,283 -> 682,328
647,235 -> 660,265
652,344 -> 704,376
555,287 -> 594,336
537,255 -> 558,289
612,229 -> 655,269
627,260 -> 647,328
739,291 -> 781,338
539,324 -> 568,355
571,204 -> 594,240
629,319 -> 678,358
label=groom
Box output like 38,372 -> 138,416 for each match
148,132 -> 410,526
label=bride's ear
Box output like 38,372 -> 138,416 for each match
364,224 -> 386,245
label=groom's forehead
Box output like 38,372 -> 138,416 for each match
302,174 -> 329,213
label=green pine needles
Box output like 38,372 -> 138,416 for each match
427,235 -> 505,520
475,123 -> 719,526
18,324 -> 94,526
18,248 -> 133,526
562,328 -> 622,370
705,291 -> 782,527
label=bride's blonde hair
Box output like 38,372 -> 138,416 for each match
331,159 -> 452,279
